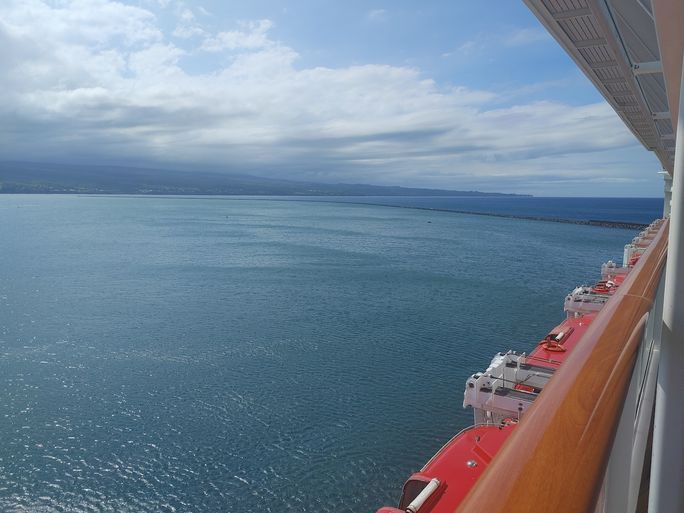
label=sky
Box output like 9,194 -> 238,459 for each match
0,0 -> 667,196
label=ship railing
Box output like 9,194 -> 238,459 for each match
454,219 -> 669,513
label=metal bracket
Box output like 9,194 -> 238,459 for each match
632,61 -> 663,75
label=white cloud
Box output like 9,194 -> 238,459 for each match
0,0 -> 654,194
147,0 -> 171,7
200,19 -> 274,52
179,8 -> 194,22
444,27 -> 550,61
504,27 -> 551,46
128,43 -> 186,77
1,0 -> 162,47
172,6 -> 207,39
367,9 -> 387,22
173,24 -> 206,39
456,40 -> 479,56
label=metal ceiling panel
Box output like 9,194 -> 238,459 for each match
525,0 -> 674,172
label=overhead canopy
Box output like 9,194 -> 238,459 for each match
524,0 -> 684,176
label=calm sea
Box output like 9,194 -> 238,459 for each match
0,195 -> 661,512
269,195 -> 662,224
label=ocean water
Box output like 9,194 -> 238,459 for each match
0,195 -> 659,513
271,196 -> 663,225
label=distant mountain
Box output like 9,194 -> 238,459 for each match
0,161 -> 528,197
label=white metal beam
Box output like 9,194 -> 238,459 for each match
663,174 -> 673,217
632,61 -> 663,75
551,8 -> 592,20
650,55 -> 684,513
589,60 -> 620,69
574,38 -> 608,48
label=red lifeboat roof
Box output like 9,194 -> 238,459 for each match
375,421 -> 517,513
526,313 -> 595,368
591,279 -> 619,295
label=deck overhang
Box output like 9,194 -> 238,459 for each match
524,0 -> 684,176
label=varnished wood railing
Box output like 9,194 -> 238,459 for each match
454,220 -> 669,513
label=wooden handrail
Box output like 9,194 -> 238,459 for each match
454,220 -> 669,513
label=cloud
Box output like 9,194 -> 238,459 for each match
0,1 -> 652,195
172,7 -> 207,39
2,0 -> 162,47
367,9 -> 388,22
504,27 -> 551,46
454,40 -> 479,57
200,19 -> 274,52
444,27 -> 550,60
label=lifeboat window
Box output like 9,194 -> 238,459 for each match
399,479 -> 429,510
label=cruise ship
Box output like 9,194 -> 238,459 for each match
376,1 -> 684,512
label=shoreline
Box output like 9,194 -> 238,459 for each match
6,193 -> 652,230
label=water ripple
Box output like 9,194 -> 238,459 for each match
0,196 -> 635,512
